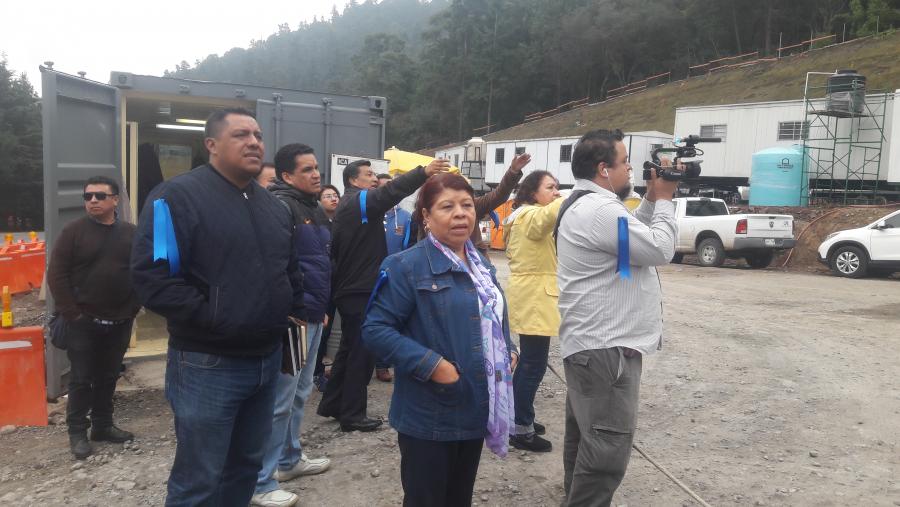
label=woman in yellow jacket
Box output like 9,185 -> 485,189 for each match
503,170 -> 563,452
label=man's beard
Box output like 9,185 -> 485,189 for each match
615,183 -> 633,201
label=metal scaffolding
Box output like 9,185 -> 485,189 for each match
801,73 -> 891,205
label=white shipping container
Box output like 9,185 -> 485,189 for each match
484,131 -> 672,187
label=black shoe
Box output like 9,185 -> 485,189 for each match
90,425 -> 134,443
533,422 -> 546,436
510,433 -> 552,452
69,433 -> 92,460
340,417 -> 383,432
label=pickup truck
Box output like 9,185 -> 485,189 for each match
672,197 -> 796,268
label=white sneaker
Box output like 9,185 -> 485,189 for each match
250,489 -> 299,507
275,453 -> 332,482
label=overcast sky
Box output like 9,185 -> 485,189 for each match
1,0 -> 350,91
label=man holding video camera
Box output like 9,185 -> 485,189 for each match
556,129 -> 678,506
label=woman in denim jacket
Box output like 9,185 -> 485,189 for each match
363,173 -> 519,507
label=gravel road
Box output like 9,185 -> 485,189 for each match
1,257 -> 898,506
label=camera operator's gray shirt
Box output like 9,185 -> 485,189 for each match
556,179 -> 677,358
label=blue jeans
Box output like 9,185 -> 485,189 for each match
255,322 -> 323,495
164,345 -> 282,507
512,334 -> 550,435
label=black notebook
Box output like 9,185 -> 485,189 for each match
281,323 -> 307,376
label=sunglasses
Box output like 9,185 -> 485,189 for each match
83,192 -> 118,201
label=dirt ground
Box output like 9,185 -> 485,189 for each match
2,255 -> 899,506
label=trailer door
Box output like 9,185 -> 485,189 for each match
40,67 -> 121,399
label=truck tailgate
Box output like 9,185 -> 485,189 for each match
747,215 -> 793,238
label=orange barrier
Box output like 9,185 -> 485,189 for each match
0,240 -> 46,295
490,200 -> 514,251
0,326 -> 48,426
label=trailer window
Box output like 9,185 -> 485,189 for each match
515,146 -> 526,155
699,124 -> 727,141
560,144 -> 573,162
495,148 -> 505,164
685,200 -> 728,217
454,154 -> 459,167
777,121 -> 809,141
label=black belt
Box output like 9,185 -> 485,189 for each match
91,317 -> 130,326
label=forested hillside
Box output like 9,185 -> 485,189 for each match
169,0 -> 899,149
0,58 -> 42,228
485,31 -> 900,141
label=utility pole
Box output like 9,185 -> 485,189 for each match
485,9 -> 498,135
458,29 -> 468,141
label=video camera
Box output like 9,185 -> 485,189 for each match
642,135 -> 721,182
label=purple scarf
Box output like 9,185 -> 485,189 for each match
427,233 -> 515,456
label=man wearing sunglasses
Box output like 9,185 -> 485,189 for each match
47,175 -> 141,460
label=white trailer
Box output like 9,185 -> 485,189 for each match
484,131 -> 672,188
434,143 -> 467,168
674,91 -> 899,185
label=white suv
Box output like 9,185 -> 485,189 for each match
818,209 -> 900,278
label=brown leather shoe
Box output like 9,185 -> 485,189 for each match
375,368 -> 393,382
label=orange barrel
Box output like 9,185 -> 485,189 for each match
0,326 -> 49,426
20,242 -> 46,289
0,247 -> 33,294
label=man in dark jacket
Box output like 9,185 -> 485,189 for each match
251,143 -> 332,507
47,175 -> 141,460
131,108 -> 305,507
317,158 -> 448,432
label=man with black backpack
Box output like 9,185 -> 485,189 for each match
47,175 -> 141,460
555,129 -> 678,506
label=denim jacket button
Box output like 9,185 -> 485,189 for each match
432,284 -> 437,290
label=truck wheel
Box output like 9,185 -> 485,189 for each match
671,253 -> 684,264
829,245 -> 868,278
696,238 -> 725,267
745,251 -> 774,269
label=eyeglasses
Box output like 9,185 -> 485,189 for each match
321,193 -> 339,200
83,192 -> 118,201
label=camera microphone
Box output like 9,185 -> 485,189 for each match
679,135 -> 721,144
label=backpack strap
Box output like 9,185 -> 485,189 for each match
402,216 -> 412,250
489,210 -> 500,229
365,270 -> 389,316
553,189 -> 595,244
359,190 -> 369,224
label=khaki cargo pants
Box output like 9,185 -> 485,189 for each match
562,347 -> 643,507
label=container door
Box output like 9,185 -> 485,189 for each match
257,97 -> 385,185
40,67 -> 122,399
257,98 -> 326,159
